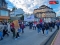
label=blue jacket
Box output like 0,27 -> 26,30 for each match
0,31 -> 3,37
56,22 -> 60,26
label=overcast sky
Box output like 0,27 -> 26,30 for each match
6,0 -> 60,16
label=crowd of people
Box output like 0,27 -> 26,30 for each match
28,20 -> 60,35
0,21 -> 25,40
0,20 -> 60,41
29,21 -> 59,34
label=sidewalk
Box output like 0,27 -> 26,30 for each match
52,30 -> 60,45
0,26 -> 57,45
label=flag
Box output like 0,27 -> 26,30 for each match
39,18 -> 43,23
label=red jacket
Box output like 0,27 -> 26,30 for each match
10,23 -> 14,28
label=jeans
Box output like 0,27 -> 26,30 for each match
46,30 -> 48,35
16,32 -> 19,38
37,28 -> 41,33
33,26 -> 36,30
0,32 -> 3,40
21,28 -> 24,33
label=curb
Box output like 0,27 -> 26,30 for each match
51,30 -> 60,45
41,29 -> 58,45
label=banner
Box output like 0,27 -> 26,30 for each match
24,15 -> 34,22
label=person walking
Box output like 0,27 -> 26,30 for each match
36,22 -> 41,33
29,22 -> 33,29
10,22 -> 15,38
0,22 -> 3,40
33,22 -> 36,30
42,22 -> 45,34
49,22 -> 53,32
21,22 -> 25,33
7,22 -> 10,33
45,23 -> 49,35
3,22 -> 9,37
0,31 -> 3,40
56,21 -> 60,30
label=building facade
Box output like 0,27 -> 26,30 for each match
33,5 -> 56,22
0,0 -> 10,21
0,0 -> 7,8
56,16 -> 60,20
10,8 -> 24,20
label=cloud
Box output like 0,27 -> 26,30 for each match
55,0 -> 60,16
7,0 -> 60,17
56,7 -> 60,16
56,10 -> 60,16
8,0 -> 50,14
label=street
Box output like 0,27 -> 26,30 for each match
0,26 -> 57,45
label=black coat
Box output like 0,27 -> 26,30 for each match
45,23 -> 49,30
42,24 -> 45,30
36,24 -> 40,29
49,22 -> 53,27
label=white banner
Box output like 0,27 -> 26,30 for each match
24,14 -> 34,22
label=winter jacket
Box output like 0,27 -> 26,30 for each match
21,24 -> 25,29
45,23 -> 49,30
36,24 -> 40,29
42,24 -> 45,30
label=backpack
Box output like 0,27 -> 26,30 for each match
18,28 -> 21,32
21,24 -> 25,28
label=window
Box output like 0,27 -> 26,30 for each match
0,10 -> 9,16
0,2 -> 2,7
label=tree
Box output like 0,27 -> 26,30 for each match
12,7 -> 17,11
20,15 -> 24,20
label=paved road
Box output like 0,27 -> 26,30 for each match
0,26 -> 57,45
